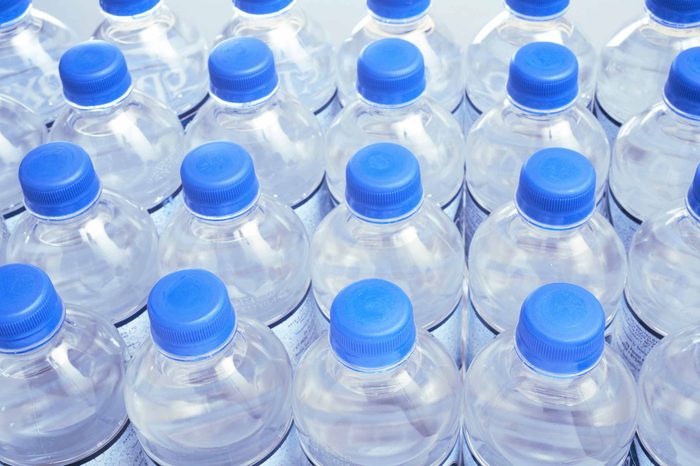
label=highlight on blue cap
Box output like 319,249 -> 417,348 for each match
0,0 -> 30,25
515,283 -> 605,376
148,269 -> 237,359
208,37 -> 279,104
345,143 -> 423,221
181,141 -> 260,218
507,42 -> 579,112
367,0 -> 431,20
646,0 -> 700,25
357,38 -> 426,106
0,264 -> 64,353
100,0 -> 160,16
330,279 -> 417,370
19,142 -> 102,218
234,0 -> 293,15
687,164 -> 700,218
515,148 -> 596,227
505,0 -> 570,18
664,47 -> 700,118
59,41 -> 133,107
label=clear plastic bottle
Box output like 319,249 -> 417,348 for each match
597,0 -> 700,142
465,42 -> 610,249
311,143 -> 465,365
634,325 -> 700,466
467,148 -> 626,366
0,263 -> 148,465
0,0 -> 76,125
159,141 -> 317,366
463,283 -> 638,466
0,217 -> 7,263
93,0 -> 209,126
609,47 -> 700,248
0,94 -> 46,218
294,278 -> 461,465
6,142 -> 160,359
611,165 -> 700,379
217,0 -> 339,127
186,37 -> 328,235
337,0 -> 465,124
125,268 -> 306,466
48,40 -> 185,233
465,0 -> 595,128
326,38 -> 464,225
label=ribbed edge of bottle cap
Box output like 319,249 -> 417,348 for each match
0,0 -> 30,25
100,0 -> 160,16
367,0 -> 431,20
505,0 -> 569,18
646,0 -> 700,25
234,0 -> 294,14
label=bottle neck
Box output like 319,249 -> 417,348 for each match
370,9 -> 429,33
234,1 -> 296,20
359,93 -> 424,111
185,192 -> 261,224
211,89 -> 277,114
506,6 -> 567,23
102,0 -> 164,22
348,200 -> 423,226
67,88 -> 133,114
663,98 -> 700,125
647,9 -> 700,30
29,190 -> 102,224
516,203 -> 592,235
157,325 -> 239,365
506,95 -> 576,117
0,308 -> 66,358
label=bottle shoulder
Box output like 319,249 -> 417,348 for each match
0,8 -> 77,46
219,6 -> 315,40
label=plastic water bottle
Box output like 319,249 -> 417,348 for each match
337,0 -> 465,124
6,142 -> 160,358
217,0 -> 339,127
597,0 -> 700,142
611,165 -> 700,379
49,40 -> 185,233
0,94 -> 46,218
609,47 -> 700,248
0,263 -> 148,465
311,143 -> 465,365
159,141 -> 318,366
186,37 -> 329,235
0,0 -> 76,125
326,38 -> 465,225
465,0 -> 595,128
463,283 -> 638,466
125,268 -> 306,465
0,218 -> 7,262
94,0 -> 209,127
465,42 -> 610,249
294,278 -> 462,465
467,148 -> 626,366
634,325 -> 700,466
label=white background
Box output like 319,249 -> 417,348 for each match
34,0 -> 642,50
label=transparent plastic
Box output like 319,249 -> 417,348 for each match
597,15 -> 700,126
0,218 -> 7,263
93,1 -> 208,119
0,6 -> 76,124
325,95 -> 465,211
294,331 -> 461,465
337,9 -> 463,114
217,2 -> 336,115
0,308 -> 127,466
468,206 -> 626,334
463,330 -> 638,466
48,89 -> 185,213
636,326 -> 700,466
0,94 -> 46,217
125,318 -> 298,466
466,9 -> 595,116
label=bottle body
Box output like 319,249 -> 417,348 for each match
6,192 -> 160,357
93,2 -> 209,126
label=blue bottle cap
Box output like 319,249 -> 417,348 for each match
664,47 -> 700,118
345,142 -> 423,221
0,0 -> 30,25
19,142 -> 102,219
0,264 -> 64,353
330,279 -> 416,370
59,41 -> 133,107
505,0 -> 570,18
507,42 -> 579,112
208,37 -> 279,104
687,164 -> 700,218
148,269 -> 237,359
181,141 -> 260,218
646,0 -> 700,25
515,148 -> 596,227
367,0 -> 431,20
357,38 -> 426,106
234,0 -> 293,15
100,0 -> 160,16
516,283 -> 605,375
